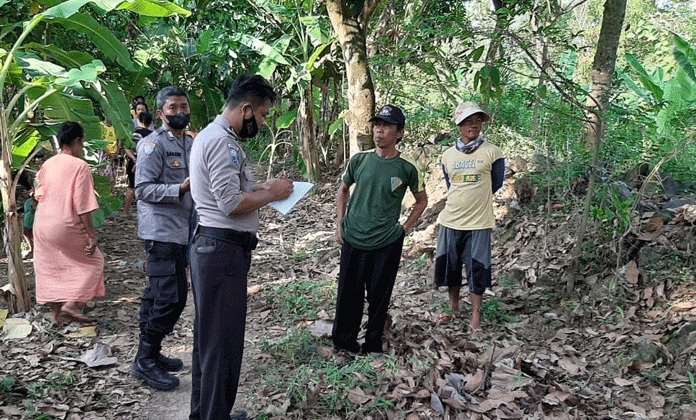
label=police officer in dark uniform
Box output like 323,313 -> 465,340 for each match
188,75 -> 293,420
132,86 -> 193,391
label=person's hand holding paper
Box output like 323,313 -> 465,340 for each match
269,181 -> 314,215
264,177 -> 294,202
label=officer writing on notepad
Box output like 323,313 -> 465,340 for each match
188,74 -> 292,420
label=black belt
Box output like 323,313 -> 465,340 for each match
198,226 -> 258,251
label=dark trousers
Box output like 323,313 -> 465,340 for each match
189,234 -> 250,420
139,240 -> 188,343
332,233 -> 404,353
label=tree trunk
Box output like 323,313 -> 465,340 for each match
531,42 -> 549,138
299,82 -> 319,182
567,0 -> 627,294
0,117 -> 30,314
326,0 -> 379,157
581,0 -> 627,146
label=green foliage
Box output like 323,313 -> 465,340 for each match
1,370 -> 80,418
609,35 -> 696,180
260,328 -> 398,417
0,376 -> 19,398
267,278 -> 335,324
590,186 -> 635,232
479,299 -> 521,326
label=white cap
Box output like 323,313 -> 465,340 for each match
453,101 -> 490,125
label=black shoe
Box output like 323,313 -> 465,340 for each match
230,411 -> 248,420
132,340 -> 180,390
333,340 -> 360,354
157,353 -> 184,372
361,341 -> 384,354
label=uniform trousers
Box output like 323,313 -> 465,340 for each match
332,233 -> 404,353
189,234 -> 250,420
139,240 -> 188,343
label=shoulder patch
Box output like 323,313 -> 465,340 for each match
143,142 -> 156,155
228,143 -> 239,163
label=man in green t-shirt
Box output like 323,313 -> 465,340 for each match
333,105 -> 428,354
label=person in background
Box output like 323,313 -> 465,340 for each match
434,101 -> 506,333
132,86 -> 193,391
131,95 -> 146,118
124,111 -> 153,217
33,122 -> 104,324
100,115 -> 120,193
333,105 -> 428,355
23,189 -> 36,259
188,74 -> 293,420
133,101 -> 156,131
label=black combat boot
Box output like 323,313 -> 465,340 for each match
132,339 -> 180,390
153,341 -> 184,372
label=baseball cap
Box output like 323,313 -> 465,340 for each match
369,105 -> 406,126
453,101 -> 491,125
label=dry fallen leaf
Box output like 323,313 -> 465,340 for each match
614,377 -> 634,387
71,342 -> 119,368
431,392 -> 444,413
66,325 -> 97,338
347,386 -> 371,405
625,260 -> 639,284
0,309 -> 7,328
309,319 -> 334,337
464,370 -> 485,392
3,318 -> 32,339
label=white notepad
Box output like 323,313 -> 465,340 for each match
269,181 -> 314,215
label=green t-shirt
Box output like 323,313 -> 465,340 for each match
341,150 -> 424,250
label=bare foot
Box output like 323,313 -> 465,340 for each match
48,302 -> 63,323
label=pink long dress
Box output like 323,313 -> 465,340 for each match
33,153 -> 105,304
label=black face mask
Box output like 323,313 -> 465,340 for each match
239,110 -> 258,139
165,112 -> 190,130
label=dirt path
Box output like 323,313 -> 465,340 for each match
3,176 -> 696,419
108,215 -> 259,420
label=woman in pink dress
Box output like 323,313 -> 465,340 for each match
33,122 -> 105,324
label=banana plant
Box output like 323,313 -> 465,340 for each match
231,0 -> 337,181
621,35 -> 696,136
0,0 -> 190,313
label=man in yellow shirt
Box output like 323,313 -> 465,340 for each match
435,102 -> 505,333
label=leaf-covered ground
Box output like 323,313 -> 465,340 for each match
2,166 -> 696,420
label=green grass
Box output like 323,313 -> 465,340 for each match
2,371 -> 81,419
257,328 -> 400,417
266,278 -> 336,325
480,299 -> 521,326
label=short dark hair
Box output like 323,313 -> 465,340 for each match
58,121 -> 84,147
133,95 -> 146,104
156,87 -> 188,111
138,111 -> 153,127
226,75 -> 277,108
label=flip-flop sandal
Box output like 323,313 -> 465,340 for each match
54,312 -> 70,327
60,306 -> 92,323
437,313 -> 457,323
